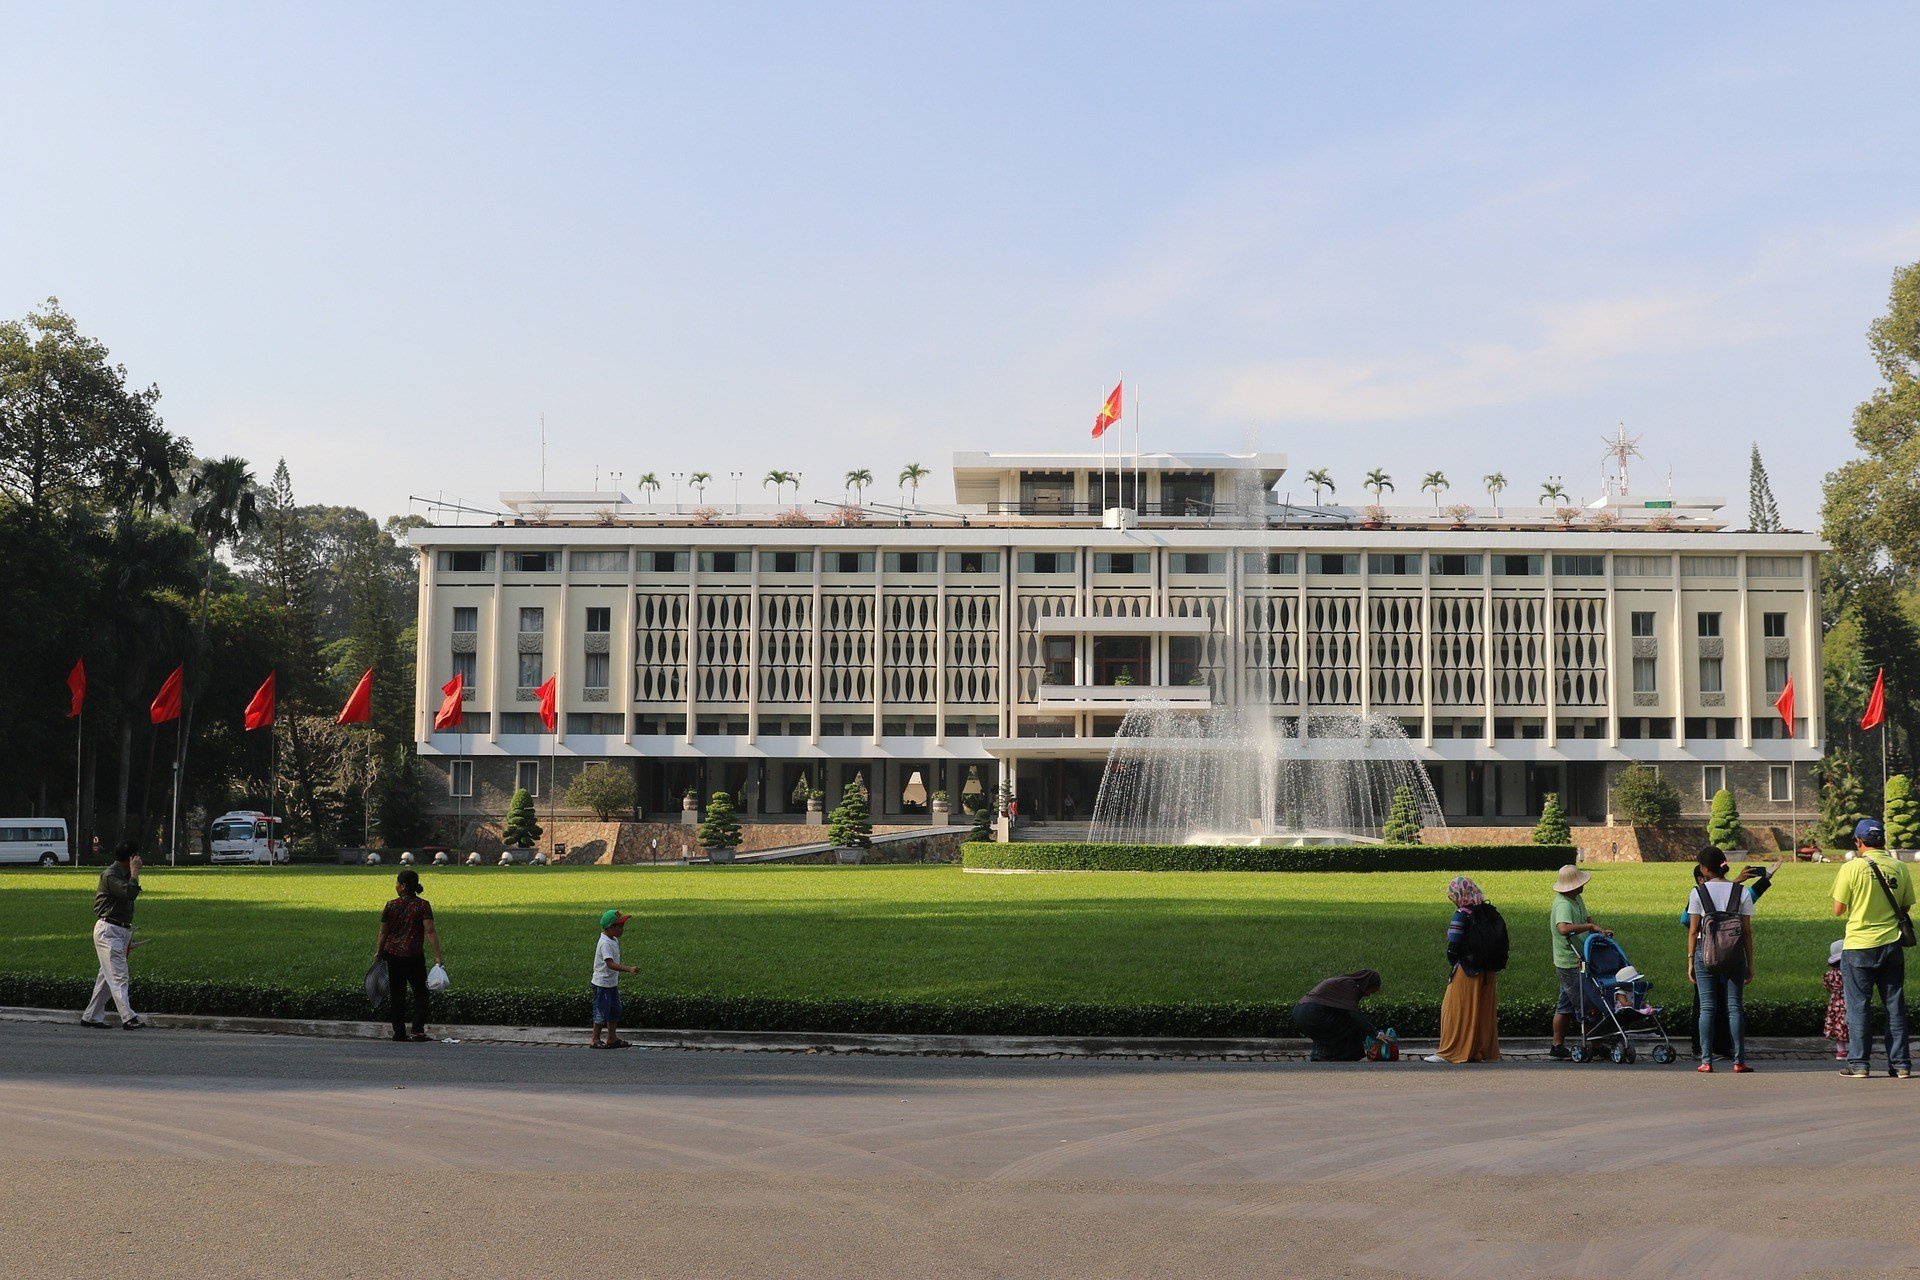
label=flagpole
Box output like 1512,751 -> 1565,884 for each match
1134,383 -> 1142,514
168,720 -> 183,868
73,707 -> 83,866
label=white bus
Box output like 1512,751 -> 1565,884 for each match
0,819 -> 71,866
208,811 -> 289,864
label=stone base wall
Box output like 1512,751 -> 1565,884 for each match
1440,823 -> 1805,862
453,819 -> 923,861
779,831 -> 967,865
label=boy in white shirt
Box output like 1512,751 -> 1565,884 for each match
591,909 -> 640,1049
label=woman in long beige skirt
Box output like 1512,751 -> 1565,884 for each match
1429,875 -> 1502,1063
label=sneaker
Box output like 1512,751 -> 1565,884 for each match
79,1018 -> 107,1029
1732,1064 -> 1755,1074
1548,1045 -> 1571,1060
121,1017 -> 148,1030
1423,1054 -> 1450,1064
1839,1064 -> 1871,1078
1696,1062 -> 1714,1073
1891,1067 -> 1911,1079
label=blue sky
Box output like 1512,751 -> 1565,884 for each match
4,2 -> 1917,526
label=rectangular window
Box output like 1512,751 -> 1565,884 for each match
824,551 -> 874,574
1494,554 -> 1542,576
758,550 -> 813,574
631,714 -> 687,735
1681,555 -> 1737,578
884,551 -> 934,573
438,550 -> 492,573
1770,765 -> 1792,802
570,549 -> 628,573
585,606 -> 611,632
449,760 -> 473,797
1093,552 -> 1145,574
453,606 -> 478,632
1429,554 -> 1482,577
1614,555 -> 1670,577
1042,636 -> 1075,686
1762,612 -> 1787,639
1697,612 -> 1720,638
1018,551 -> 1076,574
1632,656 -> 1657,693
516,761 -> 540,796
518,651 -> 544,688
450,650 -> 477,687
1307,552 -> 1357,575
1168,636 -> 1204,686
566,712 -> 624,735
1170,552 -> 1224,575
946,550 -> 1000,574
640,550 -> 688,573
697,550 -> 744,573
1367,553 -> 1417,575
519,607 -> 545,633
1630,611 -> 1655,638
1702,765 -> 1726,799
1748,556 -> 1803,579
498,712 -> 541,733
1552,554 -> 1604,576
1698,656 -> 1724,694
584,650 -> 611,688
1243,552 -> 1298,575
1764,655 -> 1789,695
507,551 -> 556,572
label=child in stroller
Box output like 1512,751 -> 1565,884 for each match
1568,933 -> 1679,1064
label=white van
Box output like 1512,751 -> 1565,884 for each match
0,819 -> 71,866
208,811 -> 288,864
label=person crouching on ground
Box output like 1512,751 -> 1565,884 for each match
1427,876 -> 1503,1064
82,841 -> 147,1029
1831,817 -> 1914,1079
376,869 -> 442,1042
1549,865 -> 1610,1060
1293,970 -> 1383,1061
1686,847 -> 1755,1073
592,909 -> 641,1049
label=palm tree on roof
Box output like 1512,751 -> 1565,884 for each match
1540,480 -> 1567,505
635,472 -> 660,505
1305,468 -> 1335,505
1421,470 -> 1449,510
1364,468 -> 1394,502
1483,472 -> 1508,516
898,462 -> 930,507
763,469 -> 796,504
844,468 -> 873,505
689,471 -> 711,503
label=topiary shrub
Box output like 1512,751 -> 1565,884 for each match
501,786 -> 542,848
1886,773 -> 1920,850
1611,763 -> 1680,828
963,793 -> 994,843
828,778 -> 873,849
1380,785 -> 1423,845
698,791 -> 743,851
1706,788 -> 1744,851
1533,792 -> 1572,846
566,763 -> 635,822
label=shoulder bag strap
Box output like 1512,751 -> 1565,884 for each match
1864,859 -> 1913,924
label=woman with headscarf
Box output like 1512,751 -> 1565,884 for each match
1292,970 -> 1383,1061
1426,876 -> 1503,1064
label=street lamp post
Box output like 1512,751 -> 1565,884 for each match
730,471 -> 743,514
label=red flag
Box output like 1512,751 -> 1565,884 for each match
337,668 -> 373,724
1861,667 -> 1886,731
433,673 -> 465,731
535,675 -> 558,732
67,659 -> 86,718
244,671 -> 276,731
1091,381 -> 1123,438
150,665 -> 184,725
1772,674 -> 1794,738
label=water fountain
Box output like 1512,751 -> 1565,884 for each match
1087,706 -> 1446,846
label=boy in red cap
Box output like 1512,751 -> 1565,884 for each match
591,908 -> 640,1049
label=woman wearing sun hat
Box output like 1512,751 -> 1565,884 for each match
1426,876 -> 1503,1063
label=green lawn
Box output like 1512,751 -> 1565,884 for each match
0,863 -> 1850,1034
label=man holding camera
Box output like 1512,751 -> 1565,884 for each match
81,841 -> 147,1029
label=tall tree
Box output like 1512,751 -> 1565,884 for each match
1747,444 -> 1782,532
1824,260 -> 1920,580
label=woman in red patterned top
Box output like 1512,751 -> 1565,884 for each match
1823,939 -> 1849,1059
376,869 -> 443,1042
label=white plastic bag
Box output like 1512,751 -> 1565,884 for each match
426,963 -> 450,992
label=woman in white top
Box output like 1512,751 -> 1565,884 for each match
1686,847 -> 1756,1073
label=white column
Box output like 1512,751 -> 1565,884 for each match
1735,552 -> 1753,748
747,545 -> 762,742
1603,550 -> 1619,748
1804,551 -> 1822,752
809,551 -> 824,746
488,547 -> 505,747
554,570 -> 571,748
414,548 -> 434,744
935,546 -> 948,744
1543,557 -> 1558,747
620,544 -> 638,743
1419,551 -> 1433,744
682,552 -> 698,746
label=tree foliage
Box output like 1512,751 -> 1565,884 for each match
828,777 -> 873,849
566,763 -> 635,822
1748,443 -> 1781,532
1706,788 -> 1745,851
1814,749 -> 1869,850
1380,785 -> 1422,844
1533,792 -> 1572,846
1885,773 -> 1920,851
1611,763 -> 1681,828
502,787 -> 542,848
1824,260 -> 1920,580
698,790 -> 744,850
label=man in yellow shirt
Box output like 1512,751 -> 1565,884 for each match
1831,818 -> 1914,1079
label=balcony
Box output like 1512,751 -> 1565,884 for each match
1035,683 -> 1212,710
1035,615 -> 1213,636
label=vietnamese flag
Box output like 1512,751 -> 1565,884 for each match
244,671 -> 276,731
150,665 -> 184,724
1861,667 -> 1886,731
336,668 -> 373,725
67,659 -> 86,718
535,675 -> 558,732
1772,674 -> 1794,738
1091,381 -> 1122,438
433,673 -> 465,731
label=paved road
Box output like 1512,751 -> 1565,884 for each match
1,1023 -> 1915,1279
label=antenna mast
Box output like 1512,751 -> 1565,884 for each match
1600,424 -> 1644,497
540,412 -> 547,491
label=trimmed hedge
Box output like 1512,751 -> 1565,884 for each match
0,972 -> 1827,1038
962,841 -> 1570,873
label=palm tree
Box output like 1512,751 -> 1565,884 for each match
1483,471 -> 1508,516
1304,468 -> 1335,505
1540,480 -> 1568,505
844,468 -> 873,505
1364,469 -> 1395,502
689,471 -> 711,504
635,472 -> 661,505
898,462 -> 930,507
763,469 -> 796,504
1421,470 -> 1449,510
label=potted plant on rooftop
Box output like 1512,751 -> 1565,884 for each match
1444,502 -> 1474,528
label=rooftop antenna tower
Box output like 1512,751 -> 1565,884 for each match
540,412 -> 547,492
1600,424 -> 1644,497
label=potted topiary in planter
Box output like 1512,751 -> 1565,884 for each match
828,777 -> 872,864
681,786 -> 700,826
930,790 -> 950,824
698,790 -> 742,864
805,784 -> 825,826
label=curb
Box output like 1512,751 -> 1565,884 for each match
0,1006 -> 1836,1061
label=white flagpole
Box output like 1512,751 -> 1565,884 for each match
1134,383 -> 1142,513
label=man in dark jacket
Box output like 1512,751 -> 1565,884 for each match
82,842 -> 147,1029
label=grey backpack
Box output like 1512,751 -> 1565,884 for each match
1695,885 -> 1746,978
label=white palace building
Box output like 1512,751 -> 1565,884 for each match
409,451 -> 1824,836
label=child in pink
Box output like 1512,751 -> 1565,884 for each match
1823,939 -> 1848,1060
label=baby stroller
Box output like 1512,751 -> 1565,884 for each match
1568,933 -> 1678,1064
